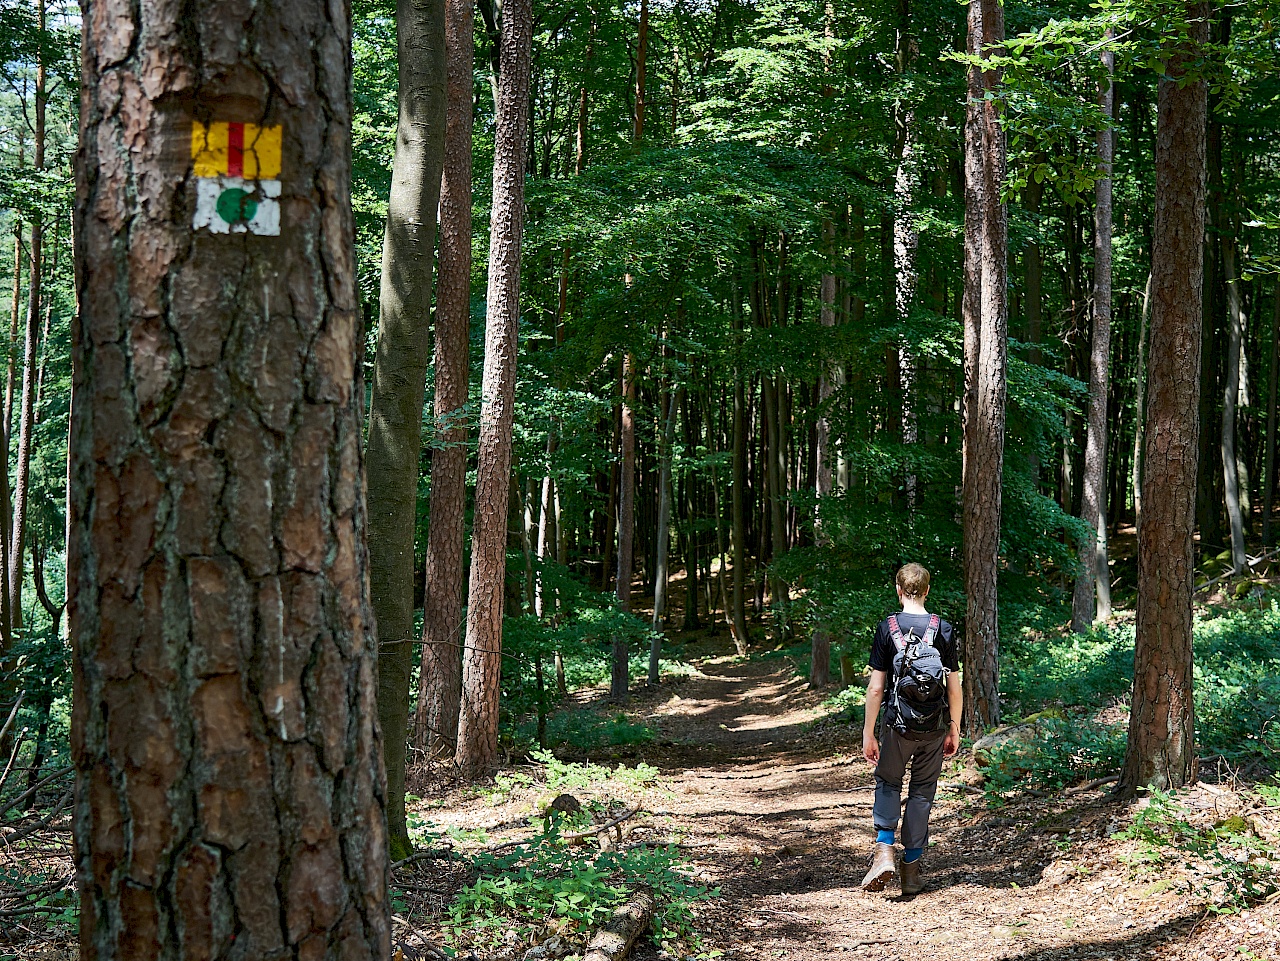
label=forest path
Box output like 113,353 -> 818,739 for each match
619,652 -> 1264,961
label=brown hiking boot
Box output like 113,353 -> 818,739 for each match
860,842 -> 897,891
900,856 -> 924,895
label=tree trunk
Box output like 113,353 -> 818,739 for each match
1132,270 -> 1153,527
1263,288 -> 1279,548
894,0 -> 919,507
811,220 -> 838,688
416,0 -> 474,762
455,0 -> 533,777
1072,37 -> 1115,631
71,0 -> 391,954
1121,2 -> 1209,796
961,0 -> 1007,733
9,16 -> 45,634
650,388 -> 676,640
1220,237 -> 1247,573
731,282 -> 749,653
365,0 -> 447,854
612,356 -> 638,697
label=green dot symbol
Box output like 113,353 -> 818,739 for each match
216,187 -> 258,225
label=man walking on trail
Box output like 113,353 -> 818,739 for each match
860,563 -> 962,895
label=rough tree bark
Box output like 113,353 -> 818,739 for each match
1220,237 -> 1247,573
455,0 -> 533,776
416,0 -> 474,761
649,388 -> 676,683
71,0 -> 391,956
1072,36 -> 1115,631
365,0 -> 447,857
1121,1 -> 1210,795
961,0 -> 1007,732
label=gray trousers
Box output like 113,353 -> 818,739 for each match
873,726 -> 946,850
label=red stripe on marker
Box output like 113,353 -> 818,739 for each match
228,122 -> 244,177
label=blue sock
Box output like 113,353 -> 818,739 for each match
876,829 -> 895,845
903,847 -> 923,863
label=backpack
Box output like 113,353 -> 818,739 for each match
884,614 -> 950,740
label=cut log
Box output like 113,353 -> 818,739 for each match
584,888 -> 656,961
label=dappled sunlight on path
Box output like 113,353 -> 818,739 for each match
620,651 -> 1268,961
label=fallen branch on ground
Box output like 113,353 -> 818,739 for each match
0,765 -> 72,821
390,847 -> 455,871
584,888 -> 656,961
563,804 -> 642,841
1068,775 -> 1119,794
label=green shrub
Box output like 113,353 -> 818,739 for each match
982,717 -> 1126,794
1115,788 -> 1279,912
448,830 -> 713,953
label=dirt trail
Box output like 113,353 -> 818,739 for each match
617,653 -> 1277,961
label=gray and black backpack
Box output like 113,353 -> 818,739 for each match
884,614 -> 950,739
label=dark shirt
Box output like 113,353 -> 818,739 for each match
868,612 -> 960,675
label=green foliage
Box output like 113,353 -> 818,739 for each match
1116,789 -> 1280,912
449,832 -> 713,953
982,717 -> 1126,794
1002,603 -> 1280,776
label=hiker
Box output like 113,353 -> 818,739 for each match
860,563 -> 962,895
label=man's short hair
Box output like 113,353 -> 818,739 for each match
896,563 -> 930,598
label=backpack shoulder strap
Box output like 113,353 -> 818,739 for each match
887,614 -> 908,653
922,614 -> 940,647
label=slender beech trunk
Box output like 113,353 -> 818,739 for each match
730,281 -> 749,652
365,0 -> 446,852
1121,1 -> 1209,795
649,389 -> 676,682
456,0 -> 533,776
1073,37 -> 1115,630
416,0 -> 474,761
10,16 -> 44,634
611,0 -> 647,697
5,224 -> 18,440
612,356 -> 638,696
73,0 -> 390,952
894,0 -> 919,506
1263,288 -> 1279,548
1221,237 -> 1247,573
1132,270 -> 1153,527
961,0 -> 1007,732
811,220 -> 837,688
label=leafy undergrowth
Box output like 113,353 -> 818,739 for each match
1116,785 -> 1280,913
398,753 -> 716,961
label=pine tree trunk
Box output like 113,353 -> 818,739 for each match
1263,288 -> 1279,548
456,0 -> 533,777
416,0 -> 474,762
366,0 -> 447,853
1072,38 -> 1115,631
1121,1 -> 1209,795
1221,237 -> 1247,573
961,0 -> 1007,732
71,0 -> 391,953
